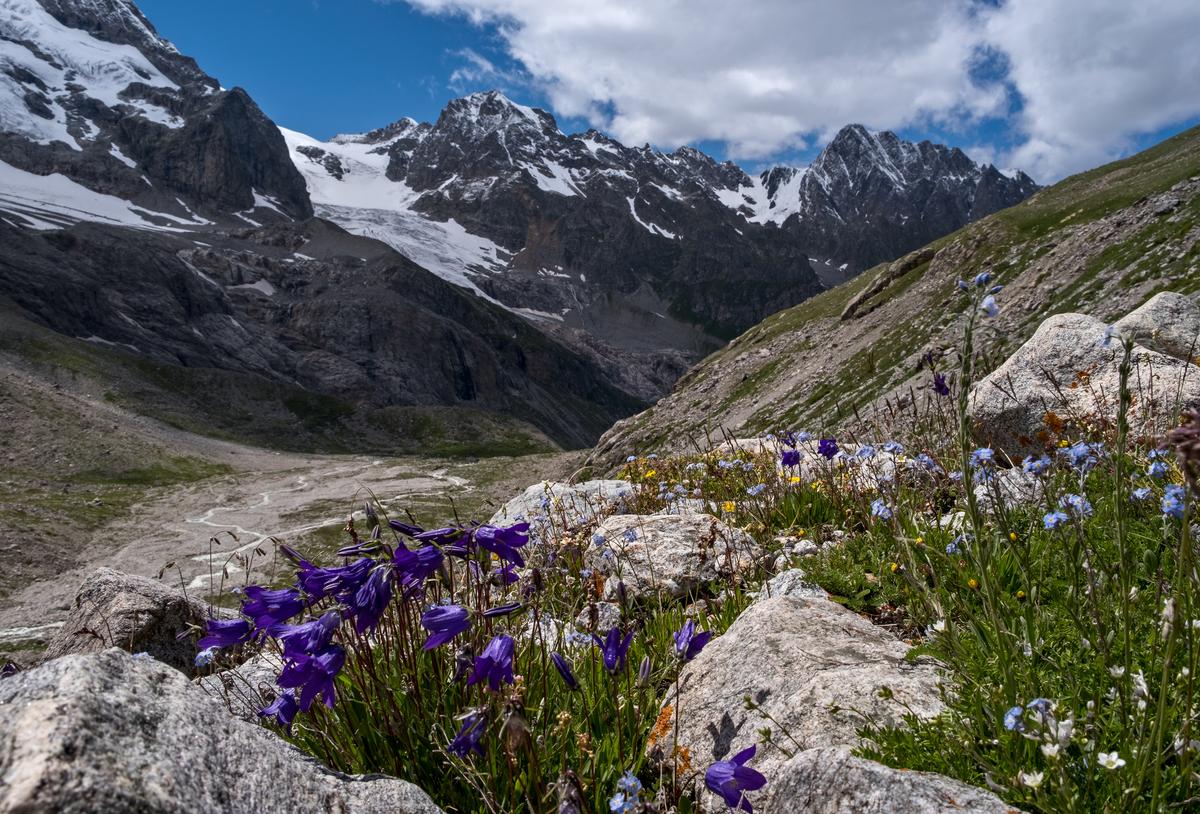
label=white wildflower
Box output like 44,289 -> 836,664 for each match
1053,716 -> 1075,747
1019,770 -> 1045,788
1097,751 -> 1126,770
1041,743 -> 1061,758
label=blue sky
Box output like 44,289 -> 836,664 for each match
137,0 -> 1200,181
137,1 -> 527,138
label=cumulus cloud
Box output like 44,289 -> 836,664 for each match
402,0 -> 1200,179
984,0 -> 1200,180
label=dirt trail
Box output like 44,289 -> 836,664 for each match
0,448 -> 477,642
0,357 -> 581,648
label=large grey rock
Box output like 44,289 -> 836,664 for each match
488,480 -> 634,541
1113,291 -> 1200,361
0,649 -> 442,813
752,568 -> 828,601
761,748 -> 1021,814
589,513 -> 765,598
969,311 -> 1200,456
41,568 -> 211,674
197,650 -> 285,722
649,596 -> 944,786
973,466 -> 1045,511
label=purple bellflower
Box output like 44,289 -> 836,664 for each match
258,689 -> 299,732
551,652 -> 579,690
467,634 -> 515,691
270,611 -> 341,660
474,523 -> 530,567
277,643 -> 346,711
297,557 -> 372,602
348,565 -> 393,634
241,586 -> 305,631
593,626 -> 635,674
393,544 -> 444,586
448,708 -> 488,757
705,745 -> 767,812
197,618 -> 252,650
673,619 -> 712,662
420,604 -> 471,650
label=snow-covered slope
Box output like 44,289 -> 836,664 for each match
0,158 -> 208,230
0,0 -> 310,222
280,126 -> 510,299
0,0 -> 184,149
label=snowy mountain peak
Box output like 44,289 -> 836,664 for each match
331,117 -> 429,147
37,0 -> 172,52
0,0 -> 310,221
438,89 -> 559,138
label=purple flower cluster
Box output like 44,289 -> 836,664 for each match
195,518 -> 530,730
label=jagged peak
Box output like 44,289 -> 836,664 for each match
436,90 -> 559,137
37,0 -> 178,54
331,117 -> 428,146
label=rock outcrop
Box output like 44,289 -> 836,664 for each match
969,300 -> 1200,457
588,513 -> 764,598
197,650 -> 285,722
648,595 -> 945,786
41,568 -> 210,673
488,479 -> 635,540
0,649 -> 443,813
0,218 -> 645,451
1113,291 -> 1200,362
761,748 -> 1021,814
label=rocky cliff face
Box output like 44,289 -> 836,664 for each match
285,94 -> 1036,399
284,91 -> 824,399
0,216 -> 644,449
0,0 -> 311,220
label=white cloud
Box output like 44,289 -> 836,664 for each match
984,0 -> 1200,180
401,0 -> 1200,179
447,47 -> 520,90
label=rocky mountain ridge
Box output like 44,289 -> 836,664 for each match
287,91 -> 1038,397
0,215 -> 643,451
588,124 -> 1200,469
0,0 -> 311,223
0,0 -> 1038,448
